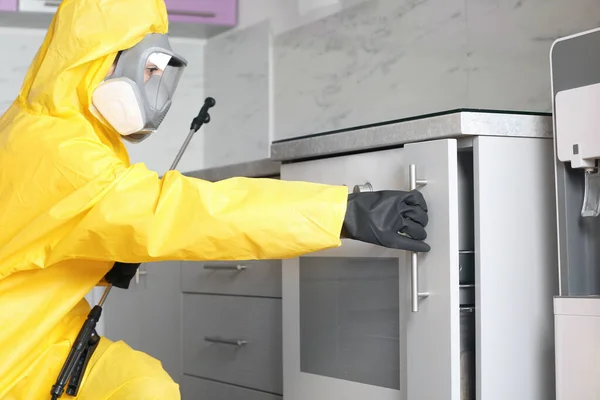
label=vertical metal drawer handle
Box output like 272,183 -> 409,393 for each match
409,164 -> 429,313
204,336 -> 248,346
203,264 -> 247,271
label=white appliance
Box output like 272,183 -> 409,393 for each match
551,26 -> 600,400
554,296 -> 600,399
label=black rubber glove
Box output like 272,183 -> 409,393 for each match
104,262 -> 142,289
341,190 -> 431,252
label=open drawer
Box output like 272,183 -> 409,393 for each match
280,139 -> 463,400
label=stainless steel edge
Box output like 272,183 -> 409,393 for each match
460,112 -> 553,138
270,111 -> 553,162
184,158 -> 281,182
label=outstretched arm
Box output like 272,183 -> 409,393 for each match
46,154 -> 349,264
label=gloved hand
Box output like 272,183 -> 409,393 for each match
104,262 -> 142,289
340,190 -> 431,252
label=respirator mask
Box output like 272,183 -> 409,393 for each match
90,33 -> 188,143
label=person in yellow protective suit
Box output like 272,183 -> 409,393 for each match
0,0 -> 430,398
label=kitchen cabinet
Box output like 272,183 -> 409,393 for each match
18,0 -> 60,12
10,0 -> 236,38
165,0 -> 237,26
180,259 -> 284,399
278,111 -> 558,400
17,0 -> 237,25
0,0 -> 16,11
282,141 -> 463,400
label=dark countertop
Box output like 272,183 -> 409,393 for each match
184,158 -> 281,182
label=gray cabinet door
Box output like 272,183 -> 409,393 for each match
103,261 -> 182,383
140,261 -> 183,383
404,139 -> 461,400
182,294 -> 282,394
103,273 -> 144,351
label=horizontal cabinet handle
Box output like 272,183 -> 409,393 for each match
43,0 -> 61,6
203,264 -> 247,271
168,9 -> 217,18
204,336 -> 247,346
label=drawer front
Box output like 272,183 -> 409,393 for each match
166,0 -> 237,25
181,375 -> 282,400
281,147 -> 406,192
281,147 -> 415,259
181,260 -> 281,297
182,294 -> 282,394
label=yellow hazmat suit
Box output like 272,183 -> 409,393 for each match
0,0 -> 348,398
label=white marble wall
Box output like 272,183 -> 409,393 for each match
274,0 -> 600,140
0,28 -> 45,113
203,21 -> 271,169
464,0 -> 600,111
0,28 -> 206,174
235,0 -> 364,35
270,0 -> 365,34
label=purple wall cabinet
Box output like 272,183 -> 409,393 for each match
165,0 -> 237,26
0,0 -> 17,12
